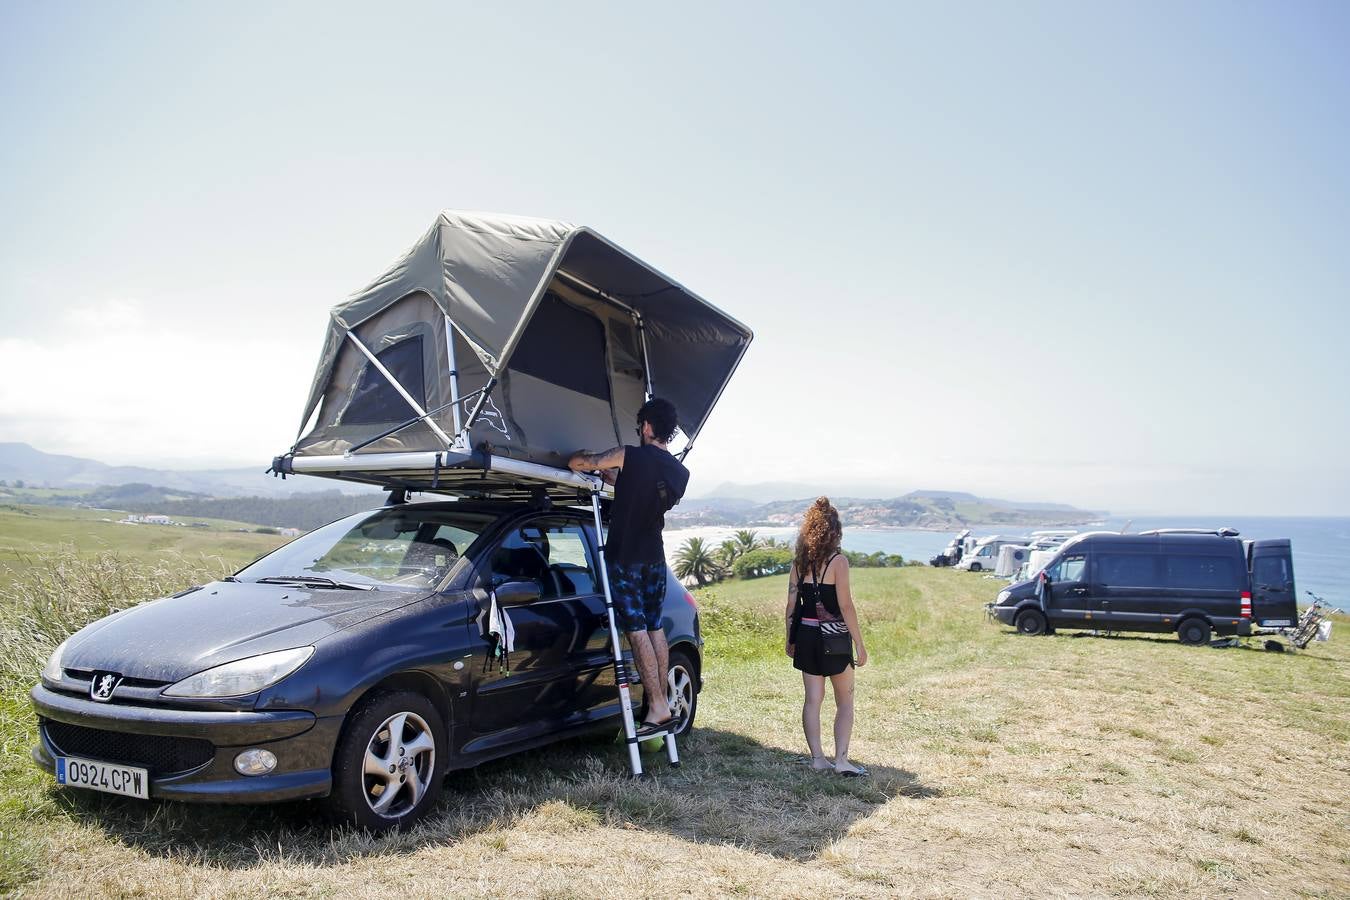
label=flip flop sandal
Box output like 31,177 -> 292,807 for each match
636,718 -> 673,737
838,765 -> 870,778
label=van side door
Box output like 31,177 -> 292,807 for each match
1250,539 -> 1299,627
1094,551 -> 1163,631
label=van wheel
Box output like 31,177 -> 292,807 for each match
1177,618 -> 1212,646
969,562 -> 983,572
1015,609 -> 1047,635
324,690 -> 445,831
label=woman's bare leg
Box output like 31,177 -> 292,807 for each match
801,672 -> 830,768
829,666 -> 862,773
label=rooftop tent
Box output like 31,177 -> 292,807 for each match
274,211 -> 753,500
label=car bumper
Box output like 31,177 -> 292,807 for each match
988,605 -> 1017,626
30,683 -> 341,803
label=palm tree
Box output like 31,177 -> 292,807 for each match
674,537 -> 720,587
717,538 -> 740,569
734,529 -> 761,556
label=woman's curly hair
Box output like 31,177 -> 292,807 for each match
794,497 -> 842,581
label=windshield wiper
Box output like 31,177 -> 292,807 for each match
255,575 -> 374,591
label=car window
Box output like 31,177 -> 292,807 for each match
1165,555 -> 1237,590
1097,553 -> 1158,586
237,508 -> 493,591
487,519 -> 598,600
1253,556 -> 1290,590
1047,555 -> 1086,582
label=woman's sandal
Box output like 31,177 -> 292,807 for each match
837,763 -> 870,778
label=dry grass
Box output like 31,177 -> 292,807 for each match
2,563 -> 1347,898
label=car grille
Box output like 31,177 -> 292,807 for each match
43,720 -> 215,776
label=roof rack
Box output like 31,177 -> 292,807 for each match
1137,527 -> 1240,538
271,447 -> 610,505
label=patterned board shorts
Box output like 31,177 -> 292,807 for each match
607,560 -> 667,632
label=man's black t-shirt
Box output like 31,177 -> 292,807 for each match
606,444 -> 690,565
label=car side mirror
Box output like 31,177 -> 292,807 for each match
494,580 -> 541,605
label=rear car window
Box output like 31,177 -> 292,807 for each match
1253,555 -> 1291,590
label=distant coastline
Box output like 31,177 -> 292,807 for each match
668,490 -> 1104,532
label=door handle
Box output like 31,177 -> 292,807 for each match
1070,587 -> 1088,595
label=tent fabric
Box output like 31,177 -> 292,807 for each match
290,211 -> 752,481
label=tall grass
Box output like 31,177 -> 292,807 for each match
0,548 -> 232,892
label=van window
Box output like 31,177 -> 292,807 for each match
1047,555 -> 1086,582
1098,553 -> 1158,586
1165,555 -> 1237,590
1253,556 -> 1291,590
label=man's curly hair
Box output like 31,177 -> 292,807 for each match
794,497 -> 842,581
637,398 -> 679,444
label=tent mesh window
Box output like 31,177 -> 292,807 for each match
341,335 -> 427,425
507,293 -> 611,402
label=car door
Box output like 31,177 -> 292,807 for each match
1044,553 -> 1090,626
1250,539 -> 1299,627
465,518 -> 580,749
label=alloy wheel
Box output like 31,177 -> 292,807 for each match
667,663 -> 694,723
362,711 -> 436,818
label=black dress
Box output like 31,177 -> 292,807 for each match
791,553 -> 852,677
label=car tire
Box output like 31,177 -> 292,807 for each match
324,689 -> 445,832
969,562 -> 982,572
1015,609 -> 1048,636
1177,618 -> 1211,646
665,648 -> 699,738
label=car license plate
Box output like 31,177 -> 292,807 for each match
56,756 -> 149,800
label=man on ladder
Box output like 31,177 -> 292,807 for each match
569,398 -> 691,741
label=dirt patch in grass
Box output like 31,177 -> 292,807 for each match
3,563 -> 1347,898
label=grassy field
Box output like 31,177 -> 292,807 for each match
0,556 -> 1346,897
0,504 -> 286,587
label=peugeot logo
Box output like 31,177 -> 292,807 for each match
90,672 -> 121,702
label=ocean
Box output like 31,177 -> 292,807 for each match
664,515 -> 1350,604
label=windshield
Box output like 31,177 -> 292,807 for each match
236,507 -> 494,591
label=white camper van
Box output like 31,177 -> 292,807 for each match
955,535 -> 1028,572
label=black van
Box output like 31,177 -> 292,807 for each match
988,530 -> 1298,645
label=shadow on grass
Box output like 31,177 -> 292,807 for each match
996,626 -> 1335,660
54,726 -> 937,867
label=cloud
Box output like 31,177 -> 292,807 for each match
0,300 -> 312,467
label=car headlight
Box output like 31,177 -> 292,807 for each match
163,647 -> 314,698
42,639 -> 69,684
996,590 -> 1011,605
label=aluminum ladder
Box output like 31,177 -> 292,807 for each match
588,487 -> 680,776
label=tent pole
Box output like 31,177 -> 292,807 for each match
461,375 -> 498,436
555,270 -> 639,316
635,312 -> 654,401
344,331 -> 454,447
590,488 -> 646,777
444,315 -> 465,441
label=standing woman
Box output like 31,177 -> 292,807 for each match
785,497 -> 869,776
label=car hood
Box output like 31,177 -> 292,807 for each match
62,581 -> 431,683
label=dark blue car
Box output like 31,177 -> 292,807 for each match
32,499 -> 701,830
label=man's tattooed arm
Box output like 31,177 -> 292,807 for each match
568,446 -> 626,472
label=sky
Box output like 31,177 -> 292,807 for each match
1,2 -> 1348,515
